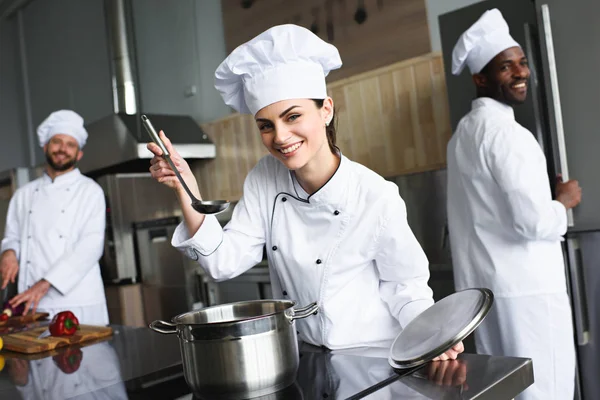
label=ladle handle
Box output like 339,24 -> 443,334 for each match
141,115 -> 199,203
142,115 -> 170,157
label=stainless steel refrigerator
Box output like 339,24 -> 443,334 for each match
440,1 -> 600,399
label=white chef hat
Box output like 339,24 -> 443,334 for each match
451,9 -> 520,75
37,110 -> 88,148
214,24 -> 342,116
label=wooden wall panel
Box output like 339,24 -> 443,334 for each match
192,53 -> 451,202
220,0 -> 431,82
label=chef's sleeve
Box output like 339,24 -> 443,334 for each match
1,193 -> 21,259
171,166 -> 266,281
44,185 -> 106,295
487,127 -> 567,241
375,187 -> 434,328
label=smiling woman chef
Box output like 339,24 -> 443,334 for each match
148,24 -> 463,358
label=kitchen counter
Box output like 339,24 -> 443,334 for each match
0,325 -> 533,399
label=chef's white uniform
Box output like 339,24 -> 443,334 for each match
446,97 -> 575,400
1,169 -> 109,325
173,154 -> 434,350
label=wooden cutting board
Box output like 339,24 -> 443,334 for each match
0,312 -> 49,327
1,325 -> 113,354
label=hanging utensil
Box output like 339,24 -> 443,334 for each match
240,0 -> 253,9
141,115 -> 229,215
310,7 -> 320,35
354,0 -> 367,24
325,0 -> 335,41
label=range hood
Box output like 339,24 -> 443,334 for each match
78,0 -> 215,177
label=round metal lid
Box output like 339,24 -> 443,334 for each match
389,288 -> 494,369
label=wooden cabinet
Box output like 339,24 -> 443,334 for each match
192,52 -> 451,201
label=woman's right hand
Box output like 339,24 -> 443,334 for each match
147,131 -> 200,196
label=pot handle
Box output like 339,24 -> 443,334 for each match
290,302 -> 319,321
149,320 -> 177,334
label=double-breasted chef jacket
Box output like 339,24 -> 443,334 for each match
173,153 -> 434,350
0,168 -> 108,324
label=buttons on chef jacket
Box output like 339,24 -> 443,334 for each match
333,210 -> 340,215
282,290 -> 288,296
316,259 -> 322,265
281,197 -> 287,202
272,246 -> 278,251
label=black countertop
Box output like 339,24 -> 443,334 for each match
0,325 -> 533,399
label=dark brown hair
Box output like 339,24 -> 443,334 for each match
312,99 -> 337,153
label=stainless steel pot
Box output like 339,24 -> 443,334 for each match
149,299 -> 319,399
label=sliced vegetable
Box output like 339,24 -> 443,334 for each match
1,300 -> 25,318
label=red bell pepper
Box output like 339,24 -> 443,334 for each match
49,311 -> 80,337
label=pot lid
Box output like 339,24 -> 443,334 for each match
389,288 -> 494,369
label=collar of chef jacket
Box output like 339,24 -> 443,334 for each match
41,168 -> 82,186
286,151 -> 351,208
472,96 -> 516,120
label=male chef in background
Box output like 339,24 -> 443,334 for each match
446,9 -> 581,400
0,109 -> 109,325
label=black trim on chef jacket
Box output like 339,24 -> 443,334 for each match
269,151 -> 344,301
269,150 -> 343,231
194,236 -> 224,257
194,152 -> 344,260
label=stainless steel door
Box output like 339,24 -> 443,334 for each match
568,232 -> 600,400
134,217 -> 195,323
534,0 -> 600,231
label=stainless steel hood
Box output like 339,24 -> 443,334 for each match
80,112 -> 215,176
78,0 -> 215,176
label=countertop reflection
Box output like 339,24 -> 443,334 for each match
0,326 -> 532,399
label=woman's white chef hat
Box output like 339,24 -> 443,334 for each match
214,24 -> 342,116
37,109 -> 88,148
452,9 -> 520,75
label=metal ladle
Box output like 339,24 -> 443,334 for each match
141,115 -> 230,215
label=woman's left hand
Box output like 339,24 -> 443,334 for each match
432,341 -> 464,361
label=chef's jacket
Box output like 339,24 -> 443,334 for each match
446,97 -> 568,297
0,169 -> 107,309
173,154 -> 434,350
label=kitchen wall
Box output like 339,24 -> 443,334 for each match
130,0 -> 230,123
0,17 -> 29,171
425,0 -> 486,52
21,0 -> 113,167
